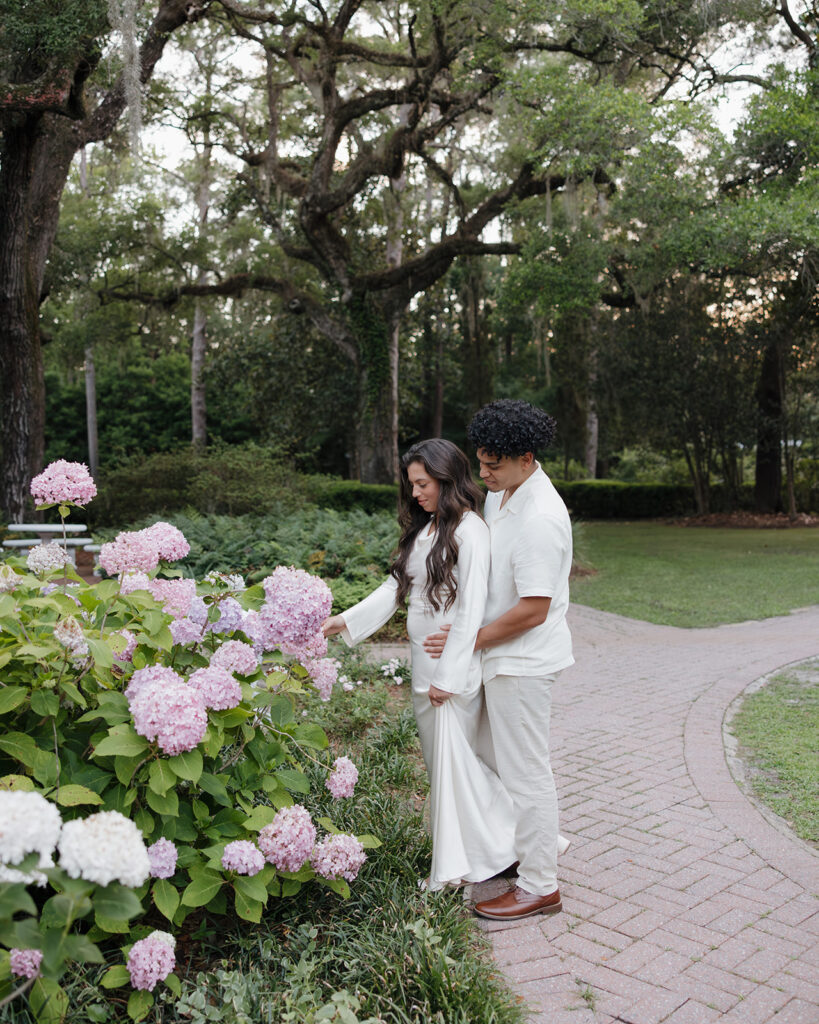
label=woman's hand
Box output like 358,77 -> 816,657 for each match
322,614 -> 346,637
428,684 -> 454,706
422,624 -> 451,659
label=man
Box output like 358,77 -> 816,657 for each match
424,398 -> 573,920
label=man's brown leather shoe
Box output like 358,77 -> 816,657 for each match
474,886 -> 562,920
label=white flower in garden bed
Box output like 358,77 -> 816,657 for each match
58,810 -> 150,887
26,542 -> 70,575
0,563 -> 20,592
0,791 -> 61,885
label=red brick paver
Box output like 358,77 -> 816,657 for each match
464,604 -> 819,1024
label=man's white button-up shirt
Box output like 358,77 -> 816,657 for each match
482,463 -> 574,682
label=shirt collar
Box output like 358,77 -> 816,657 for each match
499,462 -> 543,515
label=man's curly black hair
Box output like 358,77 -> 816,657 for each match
467,399 -> 557,457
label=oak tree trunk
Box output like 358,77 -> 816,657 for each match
754,339 -> 783,513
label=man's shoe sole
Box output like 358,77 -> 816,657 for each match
474,899 -> 562,921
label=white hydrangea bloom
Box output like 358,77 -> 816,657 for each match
58,810 -> 150,887
26,542 -> 70,574
53,616 -> 89,658
0,791 -> 62,872
0,563 -> 20,592
149,929 -> 176,949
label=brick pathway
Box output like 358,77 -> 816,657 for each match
463,604 -> 819,1024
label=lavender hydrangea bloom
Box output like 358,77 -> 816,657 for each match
258,805 -> 316,873
205,596 -> 245,635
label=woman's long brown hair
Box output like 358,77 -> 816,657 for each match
390,439 -> 484,612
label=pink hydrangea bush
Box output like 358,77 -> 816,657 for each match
307,657 -> 339,701
99,531 -> 160,575
148,578 -> 197,619
258,806 -> 316,873
30,460 -> 96,507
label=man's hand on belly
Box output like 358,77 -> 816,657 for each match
423,624 -> 451,659
428,683 -> 454,706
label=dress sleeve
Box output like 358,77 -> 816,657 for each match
430,516 -> 489,695
340,575 -> 400,646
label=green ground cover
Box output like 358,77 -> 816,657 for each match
570,522 -> 819,627
729,660 -> 819,848
7,650 -> 523,1024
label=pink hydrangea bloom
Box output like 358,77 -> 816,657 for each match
143,521 -> 190,562
326,756 -> 359,800
10,948 -> 43,979
221,840 -> 265,875
99,531 -> 159,575
210,640 -> 258,676
188,666 -> 242,711
124,664 -> 185,703
120,571 -> 151,594
147,838 -> 178,879
310,833 -> 366,882
30,460 -> 96,507
259,567 -> 332,651
127,932 -> 176,991
129,679 -> 208,756
307,658 -> 339,701
169,617 -> 205,646
258,805 -> 316,873
113,629 -> 137,664
148,578 -> 197,619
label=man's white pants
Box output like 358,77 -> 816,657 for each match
484,673 -> 559,895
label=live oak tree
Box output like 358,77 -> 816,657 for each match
0,0 -> 212,520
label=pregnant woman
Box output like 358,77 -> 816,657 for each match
322,438 -> 518,889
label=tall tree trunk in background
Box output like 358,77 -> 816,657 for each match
585,343 -> 599,478
85,346 -> 99,477
462,259 -> 492,411
754,338 -> 783,512
381,164 -> 406,481
191,100 -> 212,448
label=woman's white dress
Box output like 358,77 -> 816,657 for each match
341,510 -> 516,889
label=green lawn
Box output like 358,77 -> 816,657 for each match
729,661 -> 819,848
570,522 -> 819,628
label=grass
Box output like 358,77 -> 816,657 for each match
729,659 -> 819,848
8,649 -> 525,1024
570,522 -> 819,627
